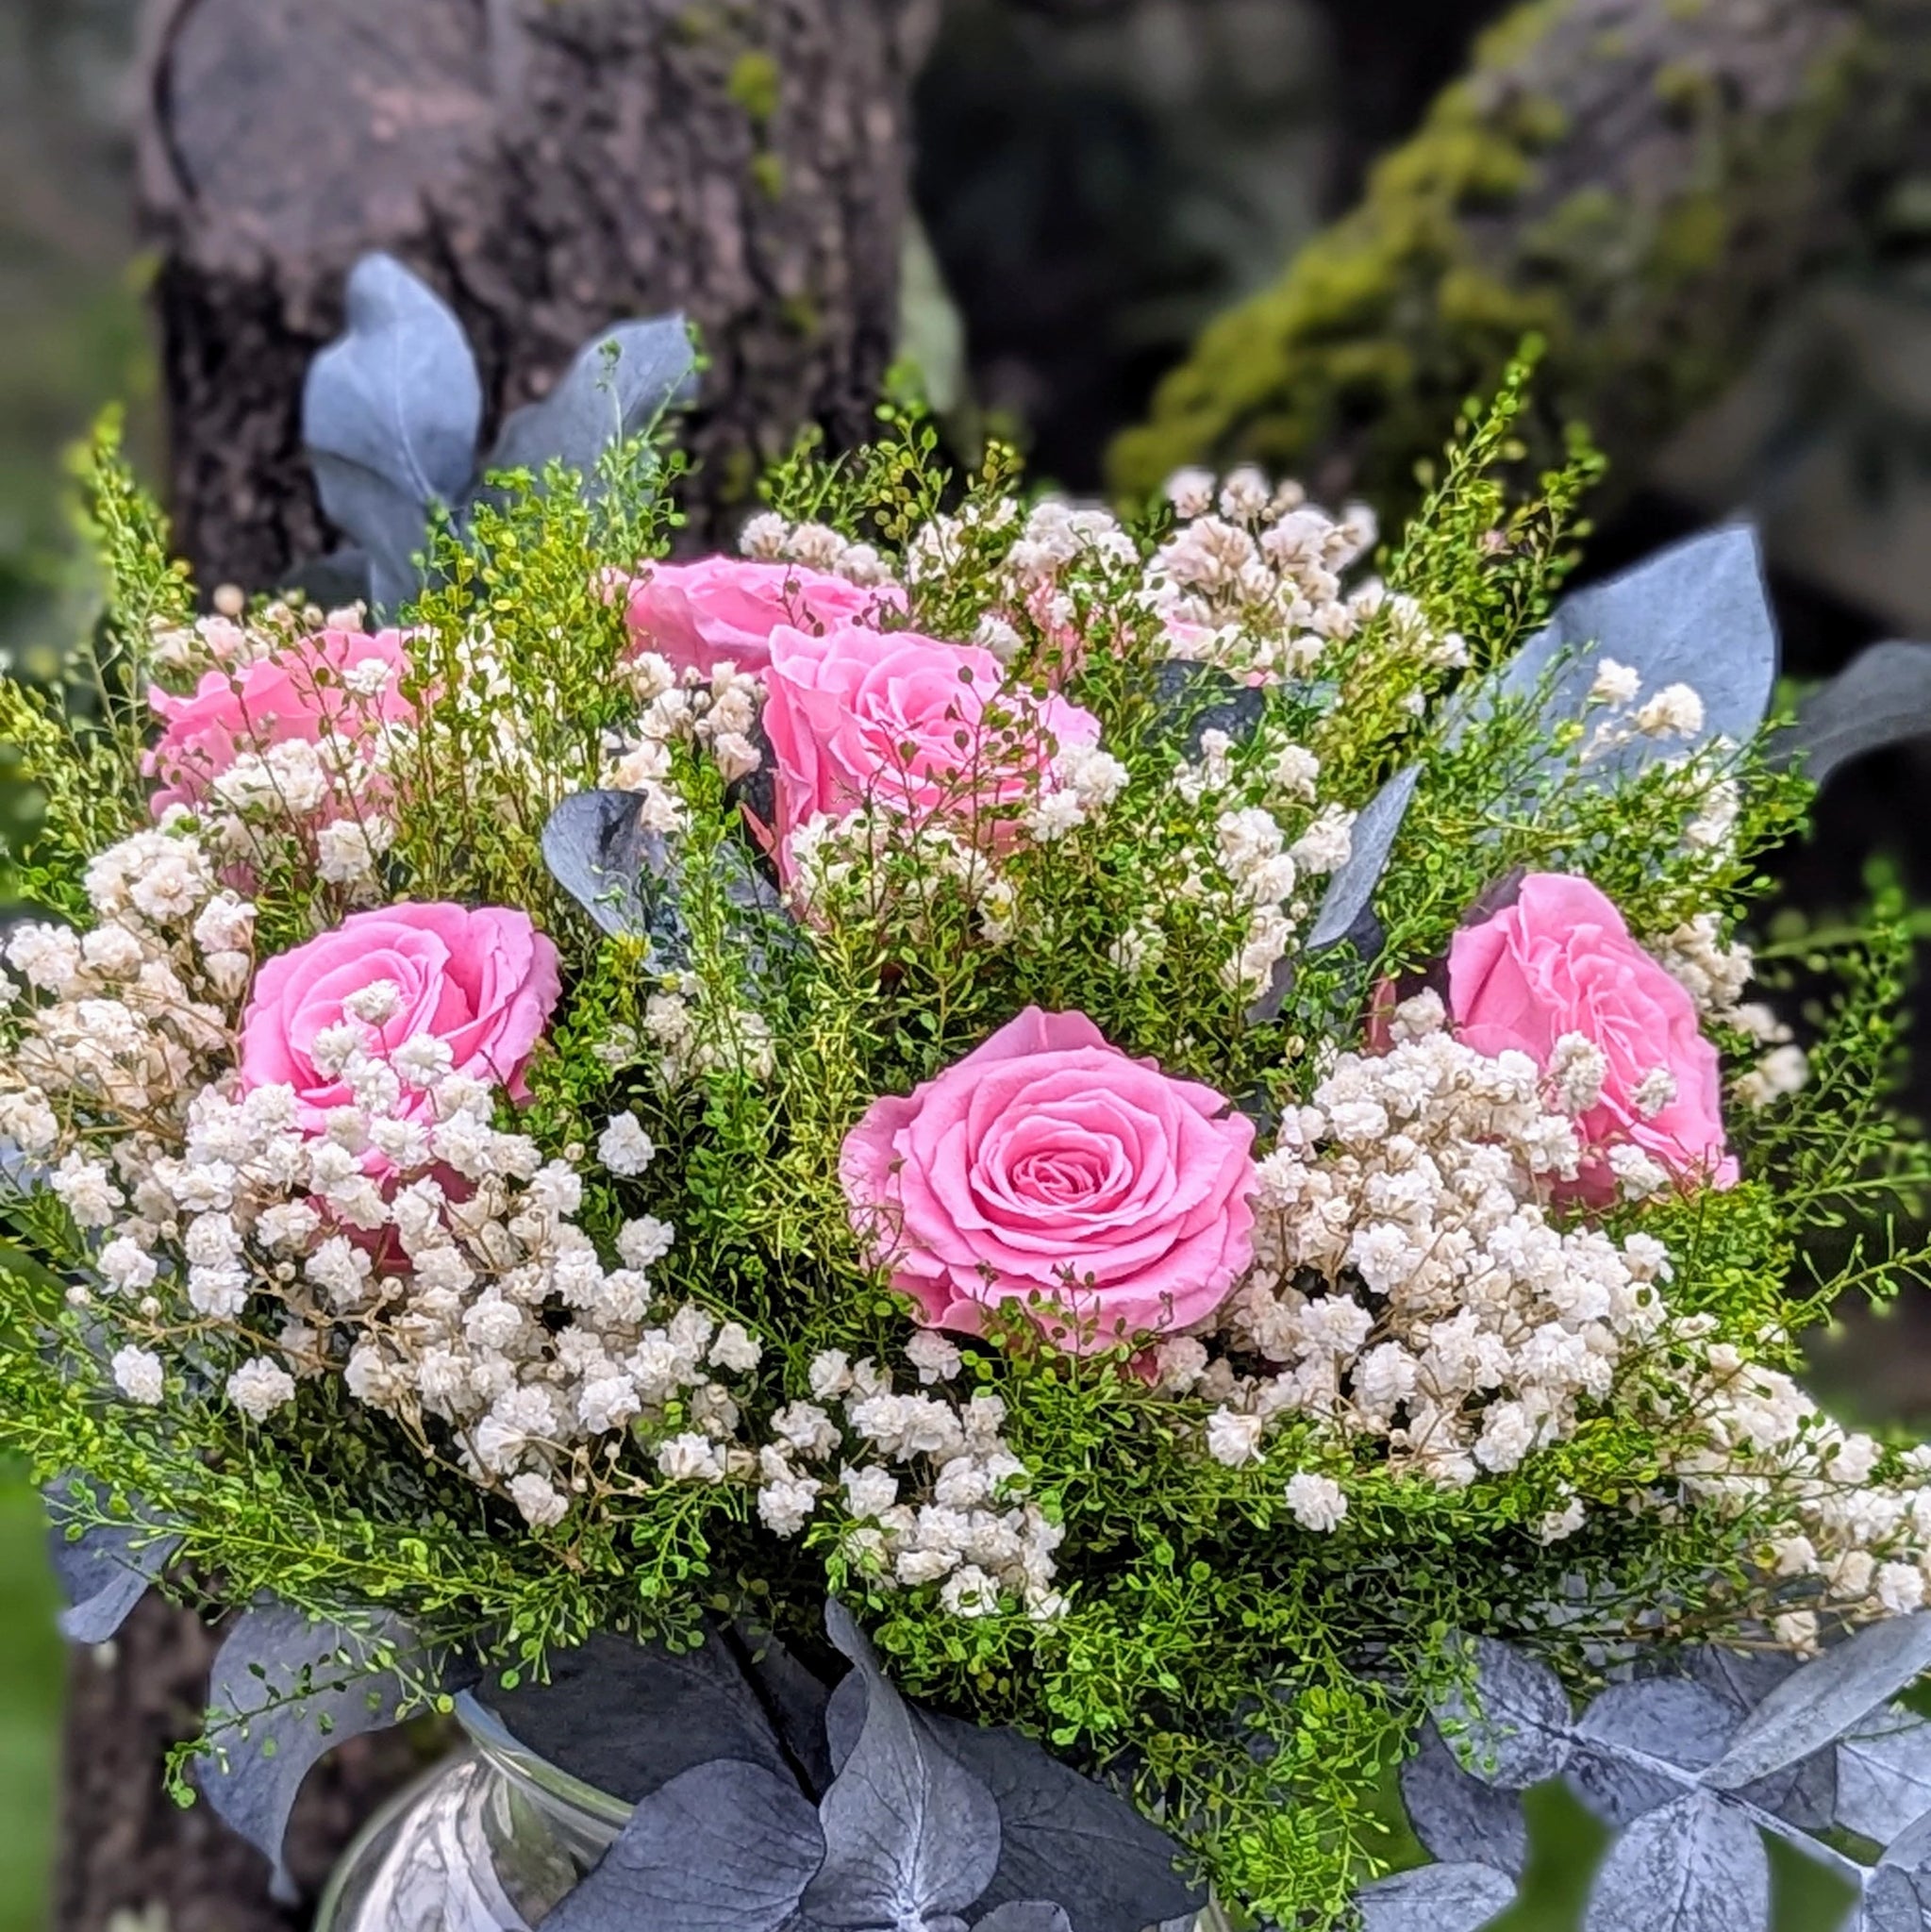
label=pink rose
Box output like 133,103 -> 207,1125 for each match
1448,873 -> 1739,1203
841,1007 -> 1257,1351
760,621 -> 1101,880
624,558 -> 903,680
239,903 -> 561,1131
145,627 -> 416,817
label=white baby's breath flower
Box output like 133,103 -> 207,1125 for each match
1206,1408 -> 1266,1468
1285,1473 -> 1348,1532
226,1357 -> 296,1421
508,1473 -> 570,1528
905,1331 -> 962,1384
1589,658 -> 1641,706
111,1345 -> 166,1405
597,1112 -> 658,1177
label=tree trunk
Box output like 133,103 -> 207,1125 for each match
135,0 -> 940,591
1109,0 -> 1931,516
51,7 -> 936,1928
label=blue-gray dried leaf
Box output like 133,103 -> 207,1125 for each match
974,1905 -> 1074,1932
474,1625 -> 792,1805
196,1602 -> 424,1897
1151,661 -> 1268,757
1399,1723 -> 1528,1876
1778,641 -> 1931,789
1567,1679 -> 1736,1827
803,1601 -> 1002,1928
1858,1864 -> 1925,1932
486,318 -> 696,489
43,1477 -> 179,1644
1354,1861 -> 1516,1932
303,254 -> 481,616
1677,1645 -> 1834,1827
1704,1615 -> 1931,1791
541,791 -> 680,948
1432,1636 -> 1574,1790
1480,525 -> 1777,783
925,1709 -> 1206,1932
1303,765 -> 1420,957
1839,1706 -> 1931,1848
1583,1792 -> 1770,1932
544,1757 -> 825,1932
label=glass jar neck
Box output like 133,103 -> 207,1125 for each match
453,1690 -> 633,1842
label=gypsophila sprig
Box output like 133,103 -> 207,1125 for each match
5,362 -> 1928,1930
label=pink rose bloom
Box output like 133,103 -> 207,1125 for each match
1448,873 -> 1739,1204
841,1007 -> 1257,1352
145,627 -> 415,817
239,903 -> 561,1132
624,558 -> 903,680
761,621 -> 1101,880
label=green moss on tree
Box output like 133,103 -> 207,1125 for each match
1110,0 -> 1889,514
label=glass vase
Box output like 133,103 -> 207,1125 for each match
313,1691 -> 629,1932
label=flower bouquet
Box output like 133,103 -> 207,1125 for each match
12,256 -> 1931,1932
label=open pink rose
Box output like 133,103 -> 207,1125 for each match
624,558 -> 903,681
1448,873 -> 1738,1204
146,627 -> 415,817
761,621 -> 1101,880
239,903 -> 561,1131
841,1007 -> 1257,1351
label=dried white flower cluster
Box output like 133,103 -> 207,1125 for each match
1668,1347 -> 1931,1641
1652,913 -> 1808,1109
1190,992 -> 1677,1497
1151,467 -> 1389,682
738,512 -> 896,588
608,650 -> 766,815
757,1349 -> 1063,1620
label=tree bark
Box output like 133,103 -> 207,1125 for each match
1110,0 -> 1931,515
136,0 -> 940,591
51,7 -> 936,1929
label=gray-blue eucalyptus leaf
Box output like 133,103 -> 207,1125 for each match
485,318 -> 696,488
1677,1645 -> 1835,1828
973,1904 -> 1074,1932
1858,1864 -> 1925,1932
924,1708 -> 1206,1932
1479,524 -> 1778,782
1151,661 -> 1268,758
1399,1723 -> 1528,1877
1582,1792 -> 1770,1932
1566,1679 -> 1738,1827
803,1600 -> 1002,1928
1432,1636 -> 1574,1790
1836,1706 -> 1931,1847
541,791 -> 681,948
1704,1615 -> 1931,1791
1354,1861 -> 1517,1932
1302,765 -> 1420,957
196,1601 -> 424,1899
1777,641 -> 1931,789
543,1757 -> 825,1932
474,1625 -> 792,1805
303,253 -> 481,616
43,1477 -> 180,1644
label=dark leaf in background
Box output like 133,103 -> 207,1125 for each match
1302,764 -> 1420,957
303,253 -> 481,615
1399,1722 -> 1528,1876
1779,641 -> 1931,787
474,1626 -> 792,1805
802,1601 -> 1002,1929
196,1601 -> 424,1898
973,1903 -> 1074,1932
43,1477 -> 180,1644
1150,661 -> 1268,757
543,1757 -> 825,1932
541,790 -> 681,949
